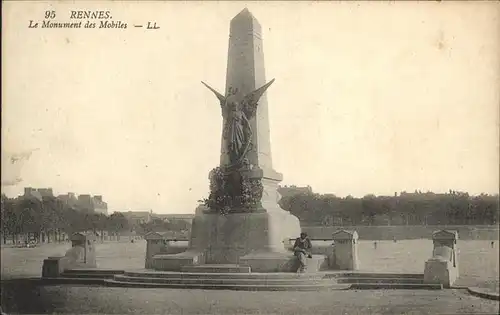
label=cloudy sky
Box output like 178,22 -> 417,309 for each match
2,1 -> 499,213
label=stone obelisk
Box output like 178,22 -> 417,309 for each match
153,9 -> 301,272
223,8 -> 279,179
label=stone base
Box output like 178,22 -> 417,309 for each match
240,252 -> 328,273
42,246 -> 96,277
333,246 -> 360,270
181,264 -> 251,273
152,250 -> 204,272
42,256 -> 69,278
423,259 -> 458,288
151,201 -> 302,272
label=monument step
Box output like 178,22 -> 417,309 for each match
330,272 -> 424,279
124,270 -> 324,280
181,264 -> 251,273
104,279 -> 350,291
63,268 -> 125,275
60,272 -> 117,279
337,277 -> 424,284
113,274 -> 330,286
40,277 -> 106,285
349,283 -> 443,290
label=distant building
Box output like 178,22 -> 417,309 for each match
119,210 -> 153,225
74,194 -> 108,215
19,187 -> 108,215
92,195 -> 107,214
57,192 -> 79,208
38,188 -> 54,198
21,187 -> 57,201
154,214 -> 195,223
22,187 -> 44,201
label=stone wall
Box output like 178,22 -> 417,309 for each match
302,225 -> 499,240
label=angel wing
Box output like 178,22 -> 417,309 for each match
201,81 -> 226,109
241,79 -> 275,119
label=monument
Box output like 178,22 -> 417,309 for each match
37,9 -> 455,293
153,8 -> 302,272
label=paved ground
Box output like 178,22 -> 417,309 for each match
1,240 -> 498,314
1,241 -> 144,279
2,240 -> 497,290
1,284 -> 498,315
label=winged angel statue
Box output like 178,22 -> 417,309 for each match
201,79 -> 275,169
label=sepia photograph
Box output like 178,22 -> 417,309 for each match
1,1 -> 499,314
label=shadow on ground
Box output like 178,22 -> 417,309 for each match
1,280 -> 57,314
1,282 -> 499,315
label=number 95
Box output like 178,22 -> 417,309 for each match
45,10 -> 56,19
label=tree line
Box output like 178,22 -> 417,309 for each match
3,189 -> 496,243
279,190 -> 499,226
1,194 -> 131,244
0,194 -> 193,244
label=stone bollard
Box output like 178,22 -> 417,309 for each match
144,232 -> 167,269
70,232 -> 97,267
332,230 -> 359,270
42,256 -> 67,278
424,230 -> 459,288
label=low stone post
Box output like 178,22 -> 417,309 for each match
70,232 -> 97,267
424,230 -> 459,288
42,256 -> 66,278
332,230 -> 359,270
144,232 -> 166,269
43,232 -> 97,277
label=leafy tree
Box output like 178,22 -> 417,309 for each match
279,188 -> 498,226
15,197 -> 43,242
1,195 -> 17,244
107,212 -> 129,240
40,196 -> 66,242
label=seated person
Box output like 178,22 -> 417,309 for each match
293,232 -> 312,273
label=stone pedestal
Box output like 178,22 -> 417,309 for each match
42,256 -> 68,278
312,240 -> 336,269
152,177 -> 302,272
424,230 -> 459,288
70,232 -> 96,268
152,202 -> 301,272
144,232 -> 166,269
332,230 -> 359,270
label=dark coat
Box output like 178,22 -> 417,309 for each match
293,237 -> 312,256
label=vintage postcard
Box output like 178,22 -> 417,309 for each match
1,1 -> 499,314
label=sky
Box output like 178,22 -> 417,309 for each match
2,1 -> 499,214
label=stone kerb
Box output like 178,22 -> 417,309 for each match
331,230 -> 359,270
424,230 -> 459,288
